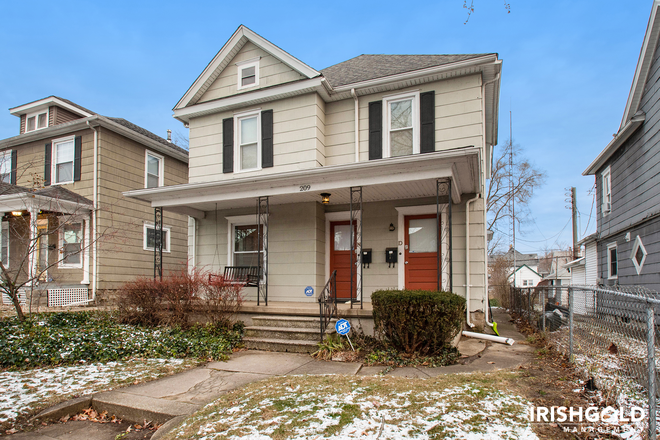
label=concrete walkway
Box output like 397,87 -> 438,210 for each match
7,308 -> 532,440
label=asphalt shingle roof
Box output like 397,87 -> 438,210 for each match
0,181 -> 92,206
106,117 -> 188,157
320,54 -> 493,88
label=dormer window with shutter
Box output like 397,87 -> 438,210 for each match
26,110 -> 48,132
237,58 -> 260,90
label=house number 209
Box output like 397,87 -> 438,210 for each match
299,185 -> 311,191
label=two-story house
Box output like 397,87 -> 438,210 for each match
0,96 -> 189,308
584,0 -> 660,291
126,26 -> 501,331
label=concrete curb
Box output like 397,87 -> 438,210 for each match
151,415 -> 188,440
32,396 -> 93,423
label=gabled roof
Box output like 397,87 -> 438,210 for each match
509,264 -> 541,277
10,96 -> 94,118
321,54 -> 492,88
174,25 -> 321,110
584,0 -> 660,175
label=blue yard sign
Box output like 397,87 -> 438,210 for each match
335,319 -> 351,335
304,286 -> 314,297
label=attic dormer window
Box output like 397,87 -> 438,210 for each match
26,110 -> 48,133
237,58 -> 260,90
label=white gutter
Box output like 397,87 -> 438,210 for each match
465,194 -> 480,328
86,121 -> 99,300
351,88 -> 359,163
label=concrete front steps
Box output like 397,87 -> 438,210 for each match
243,315 -> 336,353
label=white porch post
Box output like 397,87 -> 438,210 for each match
28,206 -> 38,285
81,214 -> 90,286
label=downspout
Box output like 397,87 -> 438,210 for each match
465,194 -> 480,328
86,121 -> 98,300
351,88 -> 359,163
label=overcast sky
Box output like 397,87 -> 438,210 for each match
0,0 -> 652,254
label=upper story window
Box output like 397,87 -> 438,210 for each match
26,110 -> 48,133
384,92 -> 419,158
607,242 -> 618,279
0,150 -> 11,183
236,58 -> 260,90
602,166 -> 611,215
53,136 -> 75,185
235,110 -> 261,172
145,150 -> 164,188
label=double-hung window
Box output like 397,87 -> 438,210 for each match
26,111 -> 48,133
52,136 -> 75,184
144,224 -> 170,252
0,150 -> 11,183
607,242 -> 618,279
235,110 -> 261,172
60,222 -> 83,268
602,167 -> 611,215
233,224 -> 262,266
384,91 -> 420,158
145,151 -> 163,188
236,58 -> 260,90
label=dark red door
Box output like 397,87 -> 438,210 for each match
404,214 -> 441,290
330,221 -> 355,300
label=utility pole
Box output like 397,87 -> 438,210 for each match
571,187 -> 578,260
510,111 -> 516,287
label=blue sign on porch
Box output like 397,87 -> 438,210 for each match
335,319 -> 351,335
304,286 -> 314,297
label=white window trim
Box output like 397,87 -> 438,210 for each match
234,109 -> 262,173
631,235 -> 647,275
226,214 -> 262,266
58,218 -> 84,269
383,90 -> 420,158
145,150 -> 164,188
0,150 -> 11,184
236,57 -> 260,90
52,135 -> 75,185
607,241 -> 618,280
143,223 -> 171,253
602,166 -> 611,216
25,109 -> 48,133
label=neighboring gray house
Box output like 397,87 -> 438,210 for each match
584,0 -> 660,290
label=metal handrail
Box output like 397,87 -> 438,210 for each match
318,270 -> 337,341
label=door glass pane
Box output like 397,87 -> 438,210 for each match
391,129 -> 413,157
334,224 -> 351,251
408,218 -> 437,253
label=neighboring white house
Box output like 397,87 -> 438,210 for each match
125,25 -> 502,325
564,233 -> 597,285
509,264 -> 542,288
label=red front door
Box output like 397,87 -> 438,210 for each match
404,214 -> 441,290
330,221 -> 355,300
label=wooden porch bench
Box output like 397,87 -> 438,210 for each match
209,266 -> 260,287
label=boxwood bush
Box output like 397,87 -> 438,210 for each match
372,289 -> 465,355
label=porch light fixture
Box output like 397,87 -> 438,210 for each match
11,211 -> 23,217
389,223 -> 395,232
320,193 -> 331,205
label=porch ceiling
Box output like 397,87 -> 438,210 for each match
124,148 -> 481,218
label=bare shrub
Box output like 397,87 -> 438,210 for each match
200,273 -> 244,327
117,277 -> 164,326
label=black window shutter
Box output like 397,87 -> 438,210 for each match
10,150 -> 17,185
261,110 -> 273,168
368,101 -> 382,160
420,91 -> 435,154
223,118 -> 234,173
74,136 -> 82,181
44,143 -> 51,186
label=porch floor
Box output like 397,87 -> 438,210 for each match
240,301 -> 373,318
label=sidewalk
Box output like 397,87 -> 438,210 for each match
6,308 -> 532,440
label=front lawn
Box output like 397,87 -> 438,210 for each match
162,373 -> 539,440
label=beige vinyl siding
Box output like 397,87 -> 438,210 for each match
198,41 -> 306,103
323,74 -> 484,165
96,129 -> 188,288
189,93 -> 326,184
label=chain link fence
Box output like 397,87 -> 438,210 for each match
510,285 -> 659,439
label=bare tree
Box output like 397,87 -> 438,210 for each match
487,139 -> 546,255
463,0 -> 511,24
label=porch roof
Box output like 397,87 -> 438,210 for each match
0,182 -> 93,215
124,147 -> 481,219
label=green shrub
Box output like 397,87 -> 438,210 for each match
489,298 -> 500,307
371,289 -> 465,355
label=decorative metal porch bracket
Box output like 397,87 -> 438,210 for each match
436,179 -> 452,292
350,186 -> 363,309
154,207 -> 163,280
257,196 -> 269,306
